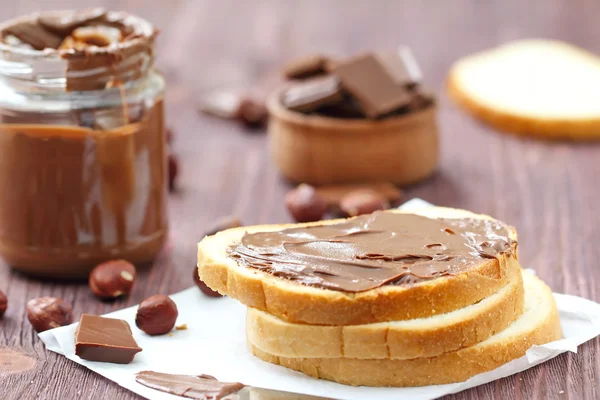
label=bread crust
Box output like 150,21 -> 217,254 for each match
197,207 -> 520,325
447,40 -> 600,141
246,268 -> 524,360
248,272 -> 562,387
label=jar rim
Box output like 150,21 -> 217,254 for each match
0,10 -> 157,91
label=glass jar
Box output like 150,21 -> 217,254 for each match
0,11 -> 167,278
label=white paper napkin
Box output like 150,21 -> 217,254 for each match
39,199 -> 600,400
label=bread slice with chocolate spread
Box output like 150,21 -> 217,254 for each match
197,207 -> 521,326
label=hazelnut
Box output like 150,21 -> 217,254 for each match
340,189 -> 390,217
193,266 -> 222,298
135,295 -> 179,336
237,98 -> 268,129
285,184 -> 327,222
0,290 -> 7,318
168,152 -> 179,192
89,260 -> 136,300
26,297 -> 73,333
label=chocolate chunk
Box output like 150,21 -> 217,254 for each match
4,21 -> 63,50
75,314 -> 142,364
378,47 -> 423,87
283,54 -> 329,80
38,8 -> 107,36
316,95 -> 365,119
333,53 -> 414,118
135,371 -> 245,400
407,89 -> 435,111
384,89 -> 435,117
282,76 -> 344,113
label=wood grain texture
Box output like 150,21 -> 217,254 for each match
0,0 -> 598,399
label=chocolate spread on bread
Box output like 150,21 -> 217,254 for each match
228,212 -> 516,292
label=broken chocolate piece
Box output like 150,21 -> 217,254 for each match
333,53 -> 413,118
283,54 -> 329,80
3,21 -> 62,50
316,95 -> 365,119
38,8 -> 107,36
282,76 -> 344,112
407,89 -> 435,111
378,47 -> 422,87
75,314 -> 142,364
135,371 -> 245,400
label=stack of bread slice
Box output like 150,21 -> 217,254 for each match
197,207 -> 561,387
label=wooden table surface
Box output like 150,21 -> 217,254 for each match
1,0 -> 599,399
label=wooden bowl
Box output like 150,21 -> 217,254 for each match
267,87 -> 439,185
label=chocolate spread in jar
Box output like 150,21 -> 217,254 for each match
0,10 -> 166,278
228,212 -> 516,292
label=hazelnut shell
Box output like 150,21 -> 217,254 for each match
0,290 -> 7,318
26,297 -> 73,333
135,295 -> 178,336
285,184 -> 327,222
89,260 -> 136,300
193,267 -> 222,298
340,189 -> 390,217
